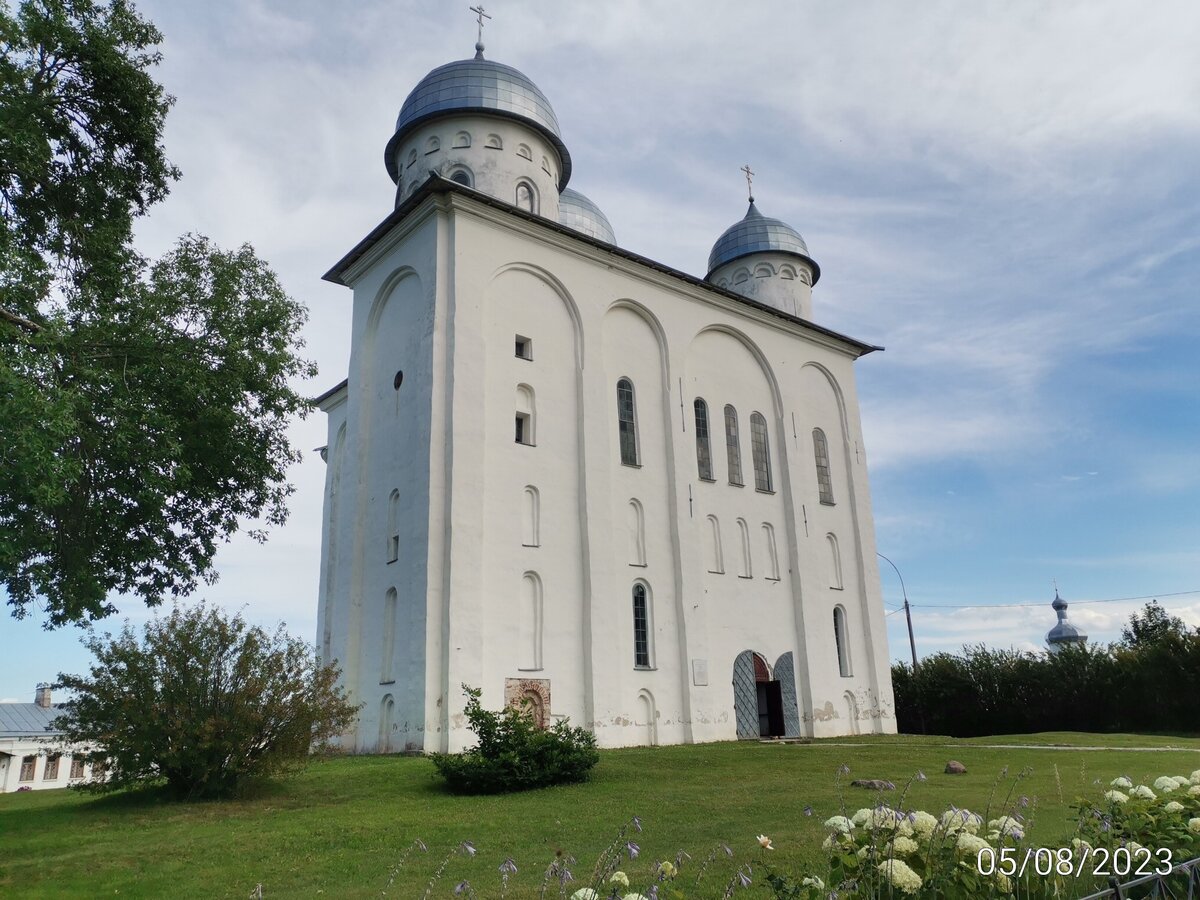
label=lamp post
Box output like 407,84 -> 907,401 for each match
877,552 -> 918,672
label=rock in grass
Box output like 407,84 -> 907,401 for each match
945,760 -> 967,775
851,778 -> 896,790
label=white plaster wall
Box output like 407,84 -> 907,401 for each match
318,191 -> 895,753
709,252 -> 816,321
392,115 -> 562,220
0,743 -> 98,792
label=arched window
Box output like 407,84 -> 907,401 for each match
632,583 -> 652,668
763,523 -> 780,580
724,404 -> 743,485
628,498 -> 646,565
386,489 -> 400,562
754,263 -> 774,278
515,180 -> 537,213
520,573 -> 543,670
706,514 -> 724,573
516,143 -> 533,160
736,518 -> 752,577
694,398 -> 714,480
448,167 -> 473,187
381,589 -> 397,683
522,486 -> 540,547
750,412 -> 772,492
406,149 -> 417,168
379,695 -> 395,752
452,130 -> 471,148
827,533 -> 843,589
834,606 -> 852,677
485,133 -> 503,149
424,136 -> 440,155
813,428 -> 834,504
516,384 -> 535,445
616,378 -> 639,466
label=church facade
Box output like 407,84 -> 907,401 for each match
314,39 -> 897,753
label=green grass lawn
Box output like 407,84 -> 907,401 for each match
2,734 -> 1198,898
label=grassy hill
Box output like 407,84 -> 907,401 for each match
2,733 -> 1198,898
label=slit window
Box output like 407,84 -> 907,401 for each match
694,398 -> 714,480
814,428 -> 834,504
724,404 -> 743,485
633,583 -> 651,668
834,606 -> 852,677
617,378 -> 639,466
750,412 -> 772,492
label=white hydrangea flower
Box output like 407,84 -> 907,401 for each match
877,859 -> 923,894
1126,841 -> 1146,856
1130,785 -> 1156,800
1110,776 -> 1133,789
571,891 -> 599,900
1190,769 -> 1200,785
851,808 -> 874,827
608,871 -> 630,888
822,833 -> 853,852
956,832 -> 992,857
1187,818 -> 1200,835
1153,776 -> 1179,793
823,815 -> 854,835
910,810 -> 939,839
1105,790 -> 1129,804
888,835 -> 920,857
1072,838 -> 1092,851
988,816 -> 1024,839
1188,785 -> 1200,798
801,876 -> 825,889
995,871 -> 1012,893
622,894 -> 650,900
1164,801 -> 1185,813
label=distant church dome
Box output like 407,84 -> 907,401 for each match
384,51 -> 572,190
558,188 -> 616,244
1046,591 -> 1088,652
707,200 -> 819,282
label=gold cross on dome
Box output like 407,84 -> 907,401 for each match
741,164 -> 755,201
470,5 -> 491,43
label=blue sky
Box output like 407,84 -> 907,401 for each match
3,0 -> 1199,700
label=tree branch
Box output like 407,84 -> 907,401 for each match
0,305 -> 42,334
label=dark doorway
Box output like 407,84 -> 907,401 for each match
754,664 -> 785,738
733,650 -> 786,739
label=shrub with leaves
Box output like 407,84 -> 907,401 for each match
1076,770 -> 1200,858
429,685 -> 599,794
55,601 -> 359,800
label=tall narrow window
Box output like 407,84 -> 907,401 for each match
827,533 -> 844,589
387,489 -> 400,563
834,606 -> 852,677
19,755 -> 36,781
750,412 -> 772,492
516,181 -> 537,213
813,428 -> 834,504
694,398 -> 714,480
516,384 -> 535,445
736,518 -> 753,578
724,404 -> 743,485
632,583 -> 651,668
628,499 -> 646,565
522,486 -> 540,547
616,378 -> 639,466
44,754 -> 60,780
763,523 -> 780,580
70,757 -> 85,779
381,589 -> 397,683
706,515 -> 724,573
520,573 -> 543,670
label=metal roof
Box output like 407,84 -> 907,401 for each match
384,53 -> 571,190
558,188 -> 616,245
0,703 -> 64,737
707,201 -> 819,281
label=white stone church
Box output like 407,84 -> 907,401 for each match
314,34 -> 896,753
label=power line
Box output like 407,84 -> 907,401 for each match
907,589 -> 1200,612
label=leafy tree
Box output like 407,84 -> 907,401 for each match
1120,599 -> 1190,648
0,0 -> 314,624
430,685 -> 600,794
55,602 -> 359,800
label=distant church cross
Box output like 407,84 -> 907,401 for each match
470,5 -> 491,43
741,164 -> 755,202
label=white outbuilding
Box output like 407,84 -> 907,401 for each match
0,685 -> 99,792
314,37 -> 897,752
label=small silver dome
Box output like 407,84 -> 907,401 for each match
1046,592 -> 1087,648
558,188 -> 616,244
384,55 -> 571,189
707,201 -> 819,282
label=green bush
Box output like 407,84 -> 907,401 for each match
429,685 -> 599,793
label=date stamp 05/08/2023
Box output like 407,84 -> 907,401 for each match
976,846 -> 1174,880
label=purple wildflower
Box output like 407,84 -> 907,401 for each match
626,841 -> 640,859
803,805 -> 813,816
837,764 -> 851,776
737,867 -> 753,887
722,843 -> 733,857
498,858 -> 517,875
416,839 -> 428,852
454,881 -> 471,895
916,770 -> 927,782
1019,796 -> 1029,808
460,841 -> 477,857
632,815 -> 643,833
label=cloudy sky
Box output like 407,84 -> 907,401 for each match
3,0 -> 1199,700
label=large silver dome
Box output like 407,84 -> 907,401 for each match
707,201 -> 818,282
384,53 -> 571,189
558,188 -> 616,244
1046,592 -> 1088,648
